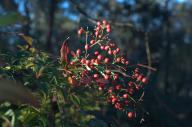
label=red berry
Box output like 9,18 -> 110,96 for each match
116,57 -> 121,62
111,97 -> 117,103
114,74 -> 119,80
70,61 -> 75,65
100,45 -> 105,50
90,40 -> 95,44
127,88 -> 134,95
108,50 -> 113,55
94,51 -> 99,55
116,48 -> 120,53
134,68 -> 139,73
142,77 -> 148,84
113,50 -> 117,55
93,74 -> 99,78
124,100 -> 129,105
104,46 -> 109,50
95,31 -> 99,36
115,85 -> 122,90
104,74 -> 110,80
123,93 -> 128,99
127,112 -> 135,119
106,28 -> 111,33
97,54 -> 103,60
104,58 -> 110,63
78,28 -> 84,36
85,60 -> 90,65
85,44 -> 90,50
121,58 -> 125,64
108,87 -> 113,93
81,58 -> 86,64
96,27 -> 100,31
91,59 -> 95,64
115,102 -> 122,110
128,82 -> 134,87
106,24 -> 110,29
98,87 -> 103,91
95,59 -> 99,64
125,61 -> 129,65
137,75 -> 143,81
76,49 -> 81,55
97,21 -> 101,26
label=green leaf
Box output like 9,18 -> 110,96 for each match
0,13 -> 26,26
70,94 -> 80,106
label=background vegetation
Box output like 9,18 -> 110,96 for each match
0,0 -> 192,127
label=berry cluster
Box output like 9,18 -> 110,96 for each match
60,20 -> 149,119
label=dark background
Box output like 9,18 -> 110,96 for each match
0,0 -> 192,127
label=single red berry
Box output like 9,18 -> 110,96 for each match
85,60 -> 90,65
125,61 -> 129,65
128,82 -> 134,87
91,59 -> 95,64
124,100 -> 129,105
127,112 -> 135,119
115,102 -> 122,110
141,77 -> 149,84
106,24 -> 110,29
106,28 -> 111,33
94,51 -> 99,55
78,28 -> 84,36
123,93 -> 128,99
134,68 -> 139,73
113,50 -> 117,55
114,74 -> 119,80
116,57 -> 121,62
104,46 -> 109,50
111,97 -> 117,103
93,74 -> 99,78
95,59 -> 99,64
90,40 -> 95,44
116,48 -> 120,53
127,88 -> 134,95
70,61 -> 75,65
98,87 -> 103,91
97,21 -> 101,26
108,87 -> 113,93
95,31 -> 99,36
97,54 -> 103,60
115,85 -> 122,90
81,58 -> 86,64
104,74 -> 110,80
96,27 -> 100,31
104,57 -> 110,63
135,85 -> 141,90
121,58 -> 125,63
76,49 -> 81,55
100,45 -> 105,50
85,44 -> 90,50
137,75 -> 143,81
108,50 -> 113,55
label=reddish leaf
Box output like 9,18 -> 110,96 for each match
60,38 -> 70,64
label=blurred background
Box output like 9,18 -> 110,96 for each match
0,0 -> 192,126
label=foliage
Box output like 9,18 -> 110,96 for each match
0,21 -> 150,127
